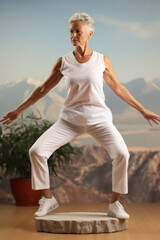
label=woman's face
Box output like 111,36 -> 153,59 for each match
70,21 -> 93,47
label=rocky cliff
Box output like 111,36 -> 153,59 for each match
0,145 -> 160,204
51,145 -> 160,203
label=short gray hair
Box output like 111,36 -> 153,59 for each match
69,12 -> 95,33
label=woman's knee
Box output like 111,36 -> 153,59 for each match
29,145 -> 35,157
29,143 -> 54,163
29,144 -> 41,159
118,149 -> 130,164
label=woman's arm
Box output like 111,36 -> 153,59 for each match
103,55 -> 160,126
0,57 -> 63,125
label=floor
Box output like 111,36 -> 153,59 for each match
0,202 -> 160,240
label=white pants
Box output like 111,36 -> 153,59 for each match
29,115 -> 130,194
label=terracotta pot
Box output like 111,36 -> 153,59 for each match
10,178 -> 42,206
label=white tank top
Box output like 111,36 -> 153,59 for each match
59,50 -> 112,125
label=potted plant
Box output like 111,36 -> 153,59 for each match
0,111 -> 75,206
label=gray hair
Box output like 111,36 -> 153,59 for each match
69,12 -> 95,33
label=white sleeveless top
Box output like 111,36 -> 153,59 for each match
59,50 -> 112,125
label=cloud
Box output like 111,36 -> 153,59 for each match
96,15 -> 160,38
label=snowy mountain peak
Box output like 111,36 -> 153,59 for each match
0,77 -> 160,123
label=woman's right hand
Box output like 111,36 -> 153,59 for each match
0,109 -> 21,125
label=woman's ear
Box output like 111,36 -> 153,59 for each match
88,31 -> 94,40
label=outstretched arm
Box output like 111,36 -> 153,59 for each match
103,55 -> 160,126
0,57 -> 63,125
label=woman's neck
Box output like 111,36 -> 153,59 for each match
74,45 -> 92,57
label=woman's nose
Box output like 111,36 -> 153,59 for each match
71,32 -> 77,38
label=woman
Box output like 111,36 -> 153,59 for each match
1,13 -> 160,219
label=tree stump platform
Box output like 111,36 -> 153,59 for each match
35,212 -> 128,234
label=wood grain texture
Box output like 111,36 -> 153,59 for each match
0,202 -> 160,240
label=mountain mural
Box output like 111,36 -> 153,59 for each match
0,77 -> 160,124
51,145 -> 160,203
0,145 -> 160,204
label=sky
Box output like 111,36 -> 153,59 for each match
1,0 -> 160,84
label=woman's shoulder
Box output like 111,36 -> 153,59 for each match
61,51 -> 73,58
94,50 -> 108,58
60,52 -> 74,64
103,55 -> 113,70
93,50 -> 103,56
93,51 -> 109,61
93,51 -> 112,69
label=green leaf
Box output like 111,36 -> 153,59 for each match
0,111 -> 79,179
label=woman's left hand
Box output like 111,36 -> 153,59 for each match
141,109 -> 160,126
